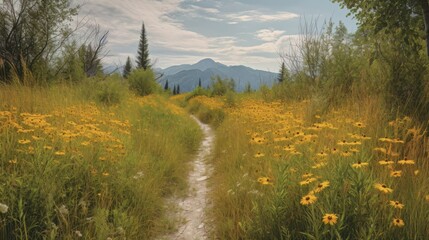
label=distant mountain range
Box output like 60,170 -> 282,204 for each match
156,58 -> 278,92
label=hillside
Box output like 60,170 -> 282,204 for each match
157,58 -> 278,92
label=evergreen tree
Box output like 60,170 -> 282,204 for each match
164,79 -> 169,91
123,56 -> 132,78
198,78 -> 202,88
136,22 -> 150,70
278,62 -> 289,83
177,85 -> 180,94
173,85 -> 177,95
245,83 -> 252,93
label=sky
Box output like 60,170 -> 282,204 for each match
78,0 -> 357,72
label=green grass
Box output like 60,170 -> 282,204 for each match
0,82 -> 202,239
190,92 -> 429,240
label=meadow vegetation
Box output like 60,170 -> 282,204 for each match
2,1 -> 429,239
190,93 -> 428,239
0,80 -> 201,239
182,20 -> 429,240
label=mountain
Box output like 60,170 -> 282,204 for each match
157,58 -> 278,92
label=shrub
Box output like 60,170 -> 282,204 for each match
96,78 -> 126,106
128,69 -> 159,96
197,107 -> 225,128
210,76 -> 235,96
224,90 -> 237,108
185,86 -> 210,101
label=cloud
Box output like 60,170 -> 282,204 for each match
74,0 -> 302,71
256,29 -> 285,42
228,10 -> 299,22
189,5 -> 220,14
78,0 -> 211,56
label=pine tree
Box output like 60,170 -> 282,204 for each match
173,85 -> 177,95
198,78 -> 202,88
164,79 -> 169,91
123,56 -> 132,78
177,85 -> 180,94
278,62 -> 289,83
136,22 -> 150,70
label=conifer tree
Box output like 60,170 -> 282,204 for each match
177,85 -> 180,94
278,62 -> 289,83
164,79 -> 169,91
123,56 -> 132,78
136,22 -> 150,70
173,85 -> 177,95
198,78 -> 202,88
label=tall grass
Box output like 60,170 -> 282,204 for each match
192,93 -> 429,239
0,82 -> 201,239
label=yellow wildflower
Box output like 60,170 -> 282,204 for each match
302,173 -> 313,178
392,218 -> 405,227
300,194 -> 317,205
389,201 -> 404,209
322,213 -> 338,225
43,145 -> 53,150
390,170 -> 402,178
258,177 -> 273,185
312,181 -> 330,193
398,158 -> 415,165
352,161 -> 369,168
378,159 -> 394,165
54,151 -> 66,156
374,183 -> 393,194
300,177 -> 317,186
354,122 -> 365,128
18,139 -> 31,144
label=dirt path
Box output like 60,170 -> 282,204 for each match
161,116 -> 214,240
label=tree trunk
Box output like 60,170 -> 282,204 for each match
420,0 -> 429,57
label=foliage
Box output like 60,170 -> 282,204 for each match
244,83 -> 253,93
224,91 -> 237,108
0,0 -> 79,83
277,19 -> 429,122
57,41 -> 86,82
136,22 -> 150,70
79,41 -> 106,78
185,86 -> 211,101
277,62 -> 289,83
123,57 -> 133,79
0,85 -> 202,239
193,94 -> 429,240
210,76 -> 235,96
186,96 -> 226,128
95,75 -> 127,106
164,79 -> 169,91
332,0 -> 423,52
128,68 -> 159,96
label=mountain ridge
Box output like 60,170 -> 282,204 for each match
158,58 -> 278,92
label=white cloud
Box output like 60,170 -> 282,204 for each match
256,29 -> 285,42
75,0 -> 302,71
189,5 -> 220,14
228,10 -> 299,22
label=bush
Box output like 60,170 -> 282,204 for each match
210,76 -> 235,96
185,86 -> 210,101
224,90 -> 237,108
96,77 -> 126,106
197,107 -> 225,128
128,69 -> 159,96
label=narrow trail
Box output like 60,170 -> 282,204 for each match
161,116 -> 215,240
